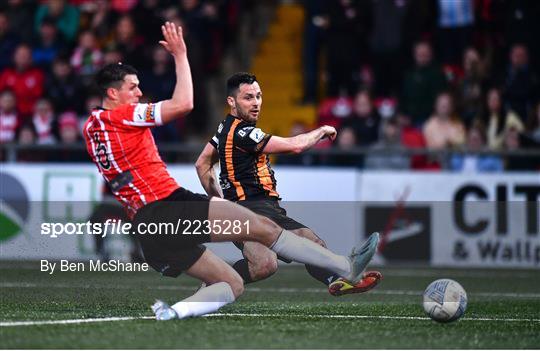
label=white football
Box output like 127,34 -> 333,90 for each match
423,279 -> 467,323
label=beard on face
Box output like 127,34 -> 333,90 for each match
235,102 -> 259,123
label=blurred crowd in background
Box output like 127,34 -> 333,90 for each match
0,0 -> 261,149
298,0 -> 540,171
0,0 -> 539,171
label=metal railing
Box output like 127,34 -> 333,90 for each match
1,142 -> 539,169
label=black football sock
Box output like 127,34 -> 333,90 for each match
305,264 -> 340,286
232,259 -> 254,284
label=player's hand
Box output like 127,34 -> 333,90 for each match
321,125 -> 337,141
159,21 -> 187,57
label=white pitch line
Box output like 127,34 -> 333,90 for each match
206,313 -> 540,323
1,282 -> 539,299
0,316 -> 155,327
1,313 -> 539,327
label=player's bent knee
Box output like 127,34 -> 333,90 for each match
226,274 -> 245,298
251,256 -> 278,280
251,215 -> 282,246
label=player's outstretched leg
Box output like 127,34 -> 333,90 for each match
294,228 -> 382,295
152,249 -> 243,320
208,198 -> 379,284
328,271 -> 383,296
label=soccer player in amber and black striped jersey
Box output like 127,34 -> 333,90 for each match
196,73 -> 382,296
84,24 -> 380,320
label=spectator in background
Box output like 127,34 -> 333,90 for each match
0,44 -> 44,119
458,47 -> 486,126
324,0 -> 370,96
179,0 -> 223,73
15,120 -> 41,162
113,15 -> 146,68
483,87 -> 524,150
277,121 -> 316,166
141,45 -> 180,142
103,45 -> 124,65
57,111 -> 80,144
57,113 -> 82,161
0,11 -> 20,71
132,0 -> 168,48
365,117 -> 409,170
327,126 -> 362,167
301,0 -> 325,104
16,121 -> 36,145
31,98 -> 56,145
78,94 -> 100,135
502,1 -> 540,72
81,0 -> 117,45
141,46 -> 176,102
70,30 -> 104,86
4,0 -> 35,43
34,0 -> 79,43
436,0 -> 474,65
110,0 -> 138,13
32,16 -> 66,68
423,92 -> 465,149
397,112 -> 434,170
450,122 -> 503,172
369,0 -> 408,97
45,57 -> 84,113
503,127 -> 530,171
401,41 -> 447,126
502,44 -> 539,122
82,94 -> 101,117
0,90 -> 18,144
341,90 -> 380,146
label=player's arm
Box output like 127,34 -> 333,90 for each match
195,143 -> 223,198
263,125 -> 337,154
158,22 -> 194,124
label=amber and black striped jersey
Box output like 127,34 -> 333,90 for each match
209,114 -> 279,201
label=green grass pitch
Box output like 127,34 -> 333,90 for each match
1,261 -> 539,349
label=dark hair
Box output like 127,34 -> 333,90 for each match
95,63 -> 138,97
227,72 -> 257,97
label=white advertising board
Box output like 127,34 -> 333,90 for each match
358,172 -> 540,268
1,165 -> 538,268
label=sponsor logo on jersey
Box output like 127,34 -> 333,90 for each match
133,104 -> 155,123
249,128 -> 265,143
145,103 -> 155,122
237,126 -> 253,138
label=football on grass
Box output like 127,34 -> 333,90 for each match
423,279 -> 467,323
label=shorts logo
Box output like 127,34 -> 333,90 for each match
220,178 -> 231,190
249,128 -> 265,143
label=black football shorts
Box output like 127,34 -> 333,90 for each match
233,198 -> 307,256
132,187 -> 211,277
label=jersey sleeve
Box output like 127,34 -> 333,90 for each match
209,121 -> 224,149
233,125 -> 272,154
209,134 -> 218,148
112,102 -> 163,128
